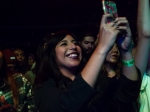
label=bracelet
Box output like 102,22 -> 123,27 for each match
121,59 -> 134,67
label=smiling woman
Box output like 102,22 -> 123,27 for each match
34,31 -> 81,86
34,14 -> 141,112
55,35 -> 82,74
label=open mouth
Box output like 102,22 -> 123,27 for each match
66,53 -> 79,59
111,54 -> 119,58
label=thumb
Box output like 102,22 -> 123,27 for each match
0,96 -> 8,105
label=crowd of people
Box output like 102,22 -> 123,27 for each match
0,0 -> 150,112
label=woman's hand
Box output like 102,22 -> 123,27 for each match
115,17 -> 132,53
97,14 -> 120,54
0,96 -> 17,112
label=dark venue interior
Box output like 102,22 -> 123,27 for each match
0,0 -> 137,50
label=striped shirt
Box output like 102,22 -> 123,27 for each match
0,73 -> 38,112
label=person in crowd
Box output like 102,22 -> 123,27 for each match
0,48 -> 38,112
78,30 -> 96,66
88,41 -> 141,112
13,47 -> 28,75
86,43 -> 122,110
135,0 -> 150,112
27,54 -> 36,71
25,53 -> 36,85
2,49 -> 18,72
33,14 -> 141,112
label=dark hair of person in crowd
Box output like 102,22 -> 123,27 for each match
78,30 -> 97,42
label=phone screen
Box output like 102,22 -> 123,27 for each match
102,0 -> 118,23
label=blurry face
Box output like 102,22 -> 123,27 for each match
80,36 -> 95,54
0,51 -> 3,69
28,56 -> 35,66
14,49 -> 26,65
106,44 -> 120,64
55,35 -> 82,69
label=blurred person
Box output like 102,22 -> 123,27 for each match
78,30 -> 96,65
88,43 -> 139,112
27,54 -> 36,71
0,47 -> 38,112
25,53 -> 36,85
13,48 -> 28,75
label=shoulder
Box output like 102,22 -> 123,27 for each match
13,73 -> 28,81
13,73 -> 31,86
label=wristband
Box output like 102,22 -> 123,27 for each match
121,59 -> 134,67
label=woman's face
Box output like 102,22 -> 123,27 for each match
14,49 -> 26,66
28,56 -> 35,66
106,44 -> 120,64
55,35 -> 82,69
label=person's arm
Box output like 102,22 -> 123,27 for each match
81,14 -> 121,88
135,0 -> 150,77
115,17 -> 139,81
22,76 -> 38,111
114,17 -> 141,103
0,96 -> 17,112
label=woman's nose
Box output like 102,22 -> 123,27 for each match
112,45 -> 119,53
69,43 -> 76,50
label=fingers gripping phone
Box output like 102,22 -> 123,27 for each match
102,0 -> 118,23
102,0 -> 125,46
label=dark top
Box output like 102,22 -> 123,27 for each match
88,69 -> 141,112
34,75 -> 96,112
34,70 -> 141,112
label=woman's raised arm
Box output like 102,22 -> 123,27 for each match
135,0 -> 150,76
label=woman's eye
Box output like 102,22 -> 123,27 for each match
61,43 -> 67,46
73,42 -> 79,45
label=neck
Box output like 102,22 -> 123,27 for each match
59,67 -> 76,81
105,63 -> 117,78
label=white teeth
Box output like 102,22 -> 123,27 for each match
68,54 -> 78,58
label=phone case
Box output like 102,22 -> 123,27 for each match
102,0 -> 118,23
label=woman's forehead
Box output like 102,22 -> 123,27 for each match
62,35 -> 75,41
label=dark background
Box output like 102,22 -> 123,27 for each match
0,0 -> 138,47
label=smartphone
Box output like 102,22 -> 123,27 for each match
102,0 -> 118,23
